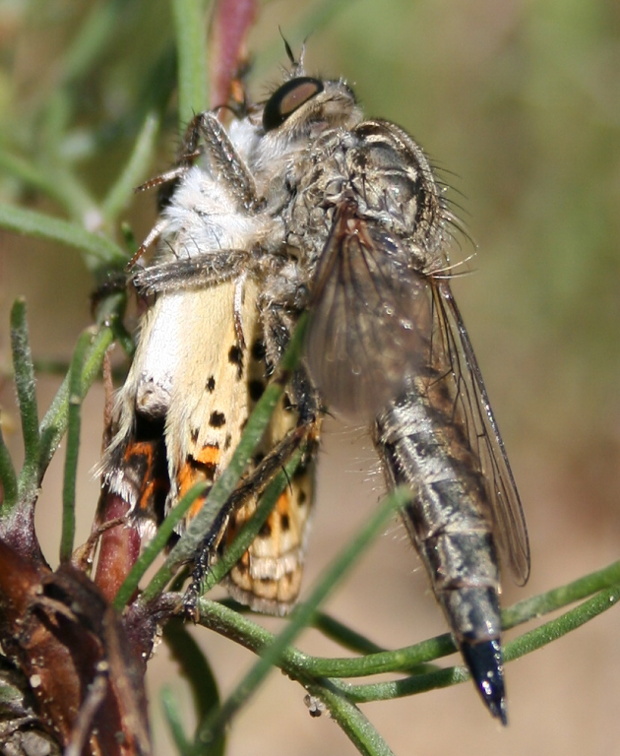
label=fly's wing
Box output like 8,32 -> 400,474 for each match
430,279 -> 530,583
305,200 -> 432,421
306,200 -> 529,583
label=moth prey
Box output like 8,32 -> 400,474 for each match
100,96 -> 319,613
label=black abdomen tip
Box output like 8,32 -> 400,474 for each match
460,638 -> 507,725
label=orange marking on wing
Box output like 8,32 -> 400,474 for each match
194,445 -> 221,466
122,440 -> 169,514
275,490 -> 290,514
177,445 -> 222,519
138,479 -> 168,513
122,440 -> 154,464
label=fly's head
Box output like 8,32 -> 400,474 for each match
259,76 -> 362,152
241,73 -> 363,231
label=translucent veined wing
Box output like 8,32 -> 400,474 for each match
305,199 -> 434,420
306,199 -> 529,582
430,277 -> 530,583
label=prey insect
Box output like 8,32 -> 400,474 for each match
99,47 -> 529,722
99,87 -> 322,614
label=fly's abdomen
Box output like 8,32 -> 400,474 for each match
374,376 -> 507,722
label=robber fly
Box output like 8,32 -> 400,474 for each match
277,63 -> 530,722
99,47 -> 529,722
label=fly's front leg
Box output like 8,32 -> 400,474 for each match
132,250 -> 250,294
129,111 -> 261,268
260,297 -> 323,423
233,270 -> 249,349
192,112 -> 260,211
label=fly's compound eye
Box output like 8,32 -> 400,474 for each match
262,77 -> 324,132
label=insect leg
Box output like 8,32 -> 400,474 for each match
193,112 -> 259,211
132,250 -> 250,294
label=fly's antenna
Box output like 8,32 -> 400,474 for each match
278,28 -> 307,76
279,27 -> 296,66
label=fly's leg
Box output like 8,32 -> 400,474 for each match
138,111 -> 257,205
129,111 -> 261,267
132,251 -> 251,294
190,112 -> 260,211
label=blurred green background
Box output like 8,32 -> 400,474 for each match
1,1 -> 618,754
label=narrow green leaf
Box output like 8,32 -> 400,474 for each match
171,0 -> 209,127
313,612 -> 386,656
303,680 -> 395,756
39,325 -> 114,475
0,203 -> 127,269
161,687 -> 194,756
59,328 -> 98,562
101,112 -> 161,224
164,621 -> 225,756
293,638 -> 449,680
60,0 -> 131,85
505,583 -> 620,662
337,664 -> 466,704
0,150 -> 78,211
0,421 -> 18,509
192,485 -> 411,752
503,559 -> 620,630
10,300 -> 40,502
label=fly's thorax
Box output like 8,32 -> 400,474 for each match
281,128 -> 356,271
285,117 -> 448,276
346,120 -> 444,251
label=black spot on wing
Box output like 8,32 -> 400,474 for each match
249,379 -> 265,402
228,345 -> 244,379
209,411 -> 226,428
251,339 -> 266,361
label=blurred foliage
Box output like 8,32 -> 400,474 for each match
0,0 -> 618,752
3,0 -> 618,450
